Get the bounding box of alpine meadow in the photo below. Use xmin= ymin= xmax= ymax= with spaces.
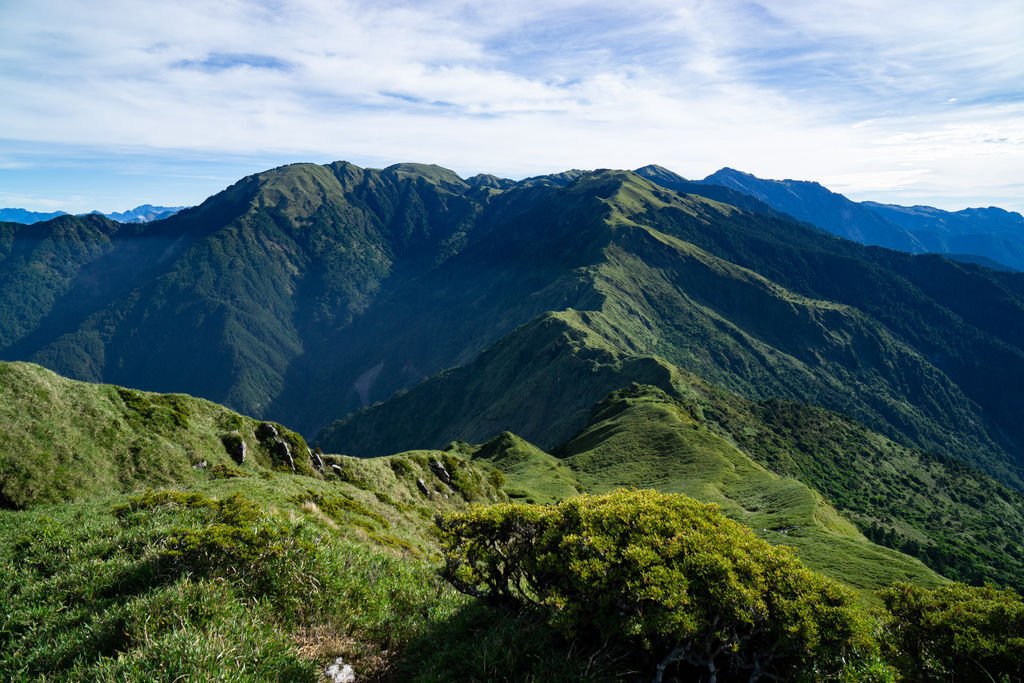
xmin=3 ymin=1 xmax=1024 ymax=681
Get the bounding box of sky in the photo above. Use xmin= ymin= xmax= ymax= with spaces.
xmin=1 ymin=0 xmax=1022 ymax=214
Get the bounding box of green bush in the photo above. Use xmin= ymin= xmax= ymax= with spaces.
xmin=438 ymin=489 xmax=875 ymax=682
xmin=880 ymin=582 xmax=1024 ymax=682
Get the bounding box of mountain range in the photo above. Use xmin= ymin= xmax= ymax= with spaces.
xmin=670 ymin=166 xmax=1024 ymax=271
xmin=0 ymin=204 xmax=184 ymax=225
xmin=3 ymin=160 xmax=1024 ymax=589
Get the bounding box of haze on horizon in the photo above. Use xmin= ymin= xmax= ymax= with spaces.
xmin=1 ymin=0 xmax=1022 ymax=214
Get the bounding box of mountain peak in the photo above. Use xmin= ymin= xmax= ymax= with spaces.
xmin=633 ymin=164 xmax=688 ymax=184
xmin=380 ymin=162 xmax=467 ymax=188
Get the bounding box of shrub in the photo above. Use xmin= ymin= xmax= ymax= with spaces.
xmin=880 ymin=581 xmax=1024 ymax=682
xmin=437 ymin=489 xmax=874 ymax=682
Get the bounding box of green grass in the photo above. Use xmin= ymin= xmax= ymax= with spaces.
xmin=554 ymin=385 xmax=943 ymax=596
xmin=0 ymin=358 xmax=1015 ymax=679
xmin=0 ymin=474 xmax=616 ymax=682
xmin=464 ymin=432 xmax=582 ymax=504
xmin=0 ymin=361 xmax=316 ymax=508
xmin=0 ymin=489 xmax=459 ymax=681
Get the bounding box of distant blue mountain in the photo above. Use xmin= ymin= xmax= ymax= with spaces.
xmin=0 ymin=208 xmax=69 ymax=224
xmin=633 ymin=166 xmax=1022 ymax=272
xmin=96 ymin=204 xmax=185 ymax=223
xmin=1 ymin=205 xmax=184 ymax=225
xmin=700 ymin=168 xmax=927 ymax=254
xmin=862 ymin=202 xmax=1024 ymax=271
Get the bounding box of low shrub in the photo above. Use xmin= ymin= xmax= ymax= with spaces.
xmin=438 ymin=489 xmax=877 ymax=682
xmin=880 ymin=581 xmax=1024 ymax=682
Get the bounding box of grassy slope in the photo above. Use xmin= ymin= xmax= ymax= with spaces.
xmin=0 ymin=361 xmax=317 ymax=508
xmin=708 ymin=397 xmax=1024 ymax=589
xmin=465 ymin=372 xmax=1024 ymax=592
xmin=0 ymin=361 xmax=503 ymax=531
xmin=553 ymin=386 xmax=943 ymax=593
xmin=0 ymin=361 xmax=577 ymax=681
xmin=319 ymin=310 xmax=678 ymax=456
xmin=461 ymin=432 xmax=582 ymax=505
xmin=0 ymin=360 xmax=1014 ymax=679
xmin=595 ymin=176 xmax=1013 ymax=479
xmin=4 ymin=165 xmax=1024 ymax=486
xmin=321 ymin=171 xmax=1023 ymax=486
xmin=0 ymin=486 xmax=610 ymax=682
xmin=627 ymin=176 xmax=1024 ymax=476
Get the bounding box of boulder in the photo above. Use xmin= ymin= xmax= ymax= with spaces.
xmin=325 ymin=657 xmax=356 ymax=683
xmin=271 ymin=437 xmax=295 ymax=471
xmin=255 ymin=422 xmax=279 ymax=441
xmin=429 ymin=459 xmax=453 ymax=486
xmin=310 ymin=447 xmax=325 ymax=472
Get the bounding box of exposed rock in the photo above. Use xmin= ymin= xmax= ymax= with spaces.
xmin=416 ymin=478 xmax=430 ymax=496
xmin=220 ymin=432 xmax=247 ymax=464
xmin=325 ymin=657 xmax=356 ymax=683
xmin=429 ymin=459 xmax=453 ymax=486
xmin=271 ymin=437 xmax=295 ymax=471
xmin=310 ymin=447 xmax=325 ymax=472
xmin=192 ymin=460 xmax=207 ymax=470
xmin=331 ymin=463 xmax=344 ymax=477
xmin=255 ymin=422 xmax=279 ymax=441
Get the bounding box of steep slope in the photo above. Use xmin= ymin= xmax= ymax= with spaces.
xmin=638 ymin=209 xmax=1024 ymax=478
xmin=322 ymin=171 xmax=1024 ymax=485
xmin=5 ymin=162 xmax=1024 ymax=485
xmin=712 ymin=397 xmax=1024 ymax=589
xmin=271 ymin=171 xmax=635 ymax=434
xmin=0 ymin=214 xmax=131 ymax=350
xmin=317 ymin=310 xmax=678 ymax=455
xmin=0 ymin=162 xmax=490 ymax=419
xmin=0 ymin=361 xmax=317 ymax=509
xmin=554 ymin=385 xmax=942 ymax=592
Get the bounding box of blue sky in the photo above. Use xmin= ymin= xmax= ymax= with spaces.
xmin=1 ymin=0 xmax=1022 ymax=213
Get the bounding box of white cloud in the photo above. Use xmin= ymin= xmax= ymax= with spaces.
xmin=0 ymin=0 xmax=1021 ymax=211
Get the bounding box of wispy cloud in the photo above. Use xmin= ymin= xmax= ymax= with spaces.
xmin=0 ymin=0 xmax=1021 ymax=211
xmin=172 ymin=53 xmax=293 ymax=72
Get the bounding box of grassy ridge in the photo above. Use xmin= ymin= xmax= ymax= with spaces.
xmin=0 ymin=361 xmax=1018 ymax=679
xmin=552 ymin=385 xmax=943 ymax=593
xmin=463 ymin=432 xmax=582 ymax=505
xmin=319 ymin=170 xmax=1023 ymax=488
xmin=4 ymin=164 xmax=1024 ymax=488
xmin=0 ymin=361 xmax=322 ymax=508
xmin=0 ymin=361 xmax=609 ymax=681
xmin=319 ymin=311 xmax=678 ymax=455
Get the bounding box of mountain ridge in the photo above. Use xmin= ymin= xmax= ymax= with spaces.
xmin=687 ymin=167 xmax=1024 ymax=271
xmin=3 ymin=161 xmax=1024 ymax=490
